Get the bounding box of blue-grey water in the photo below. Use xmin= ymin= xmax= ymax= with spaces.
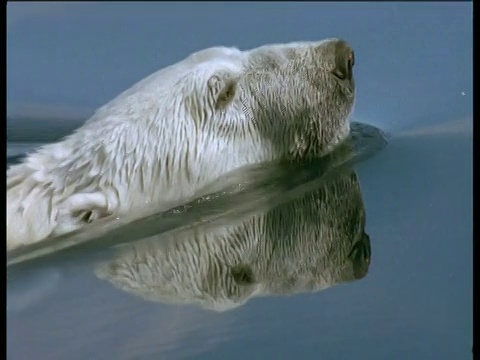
xmin=6 ymin=2 xmax=472 ymax=360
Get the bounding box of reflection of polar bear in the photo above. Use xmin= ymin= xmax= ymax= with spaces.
xmin=96 ymin=166 xmax=370 ymax=312
xmin=7 ymin=38 xmax=356 ymax=250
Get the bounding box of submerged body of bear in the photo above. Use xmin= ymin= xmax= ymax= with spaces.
xmin=7 ymin=38 xmax=356 ymax=250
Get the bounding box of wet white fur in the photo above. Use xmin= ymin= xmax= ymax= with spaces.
xmin=7 ymin=39 xmax=355 ymax=250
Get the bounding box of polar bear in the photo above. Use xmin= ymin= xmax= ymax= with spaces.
xmin=7 ymin=38 xmax=356 ymax=251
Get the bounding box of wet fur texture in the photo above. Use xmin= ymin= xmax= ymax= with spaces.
xmin=7 ymin=38 xmax=355 ymax=250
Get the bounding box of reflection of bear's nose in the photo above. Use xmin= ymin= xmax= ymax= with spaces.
xmin=349 ymin=233 xmax=371 ymax=280
xmin=332 ymin=40 xmax=355 ymax=80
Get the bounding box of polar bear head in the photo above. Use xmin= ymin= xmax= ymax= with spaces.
xmin=131 ymin=38 xmax=356 ymax=163
xmin=7 ymin=38 xmax=356 ymax=250
xmin=91 ymin=37 xmax=356 ymax=199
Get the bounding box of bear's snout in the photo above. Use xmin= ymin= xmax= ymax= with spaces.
xmin=331 ymin=39 xmax=355 ymax=82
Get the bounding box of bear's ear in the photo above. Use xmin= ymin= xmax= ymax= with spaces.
xmin=207 ymin=74 xmax=238 ymax=111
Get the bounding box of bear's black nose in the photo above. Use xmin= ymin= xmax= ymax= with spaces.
xmin=332 ymin=40 xmax=355 ymax=80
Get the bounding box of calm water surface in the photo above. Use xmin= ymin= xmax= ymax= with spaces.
xmin=7 ymin=2 xmax=472 ymax=360
xmin=6 ymin=122 xmax=472 ymax=360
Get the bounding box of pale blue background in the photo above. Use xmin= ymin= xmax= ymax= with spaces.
xmin=7 ymin=2 xmax=472 ymax=132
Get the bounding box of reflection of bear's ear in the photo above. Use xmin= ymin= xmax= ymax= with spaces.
xmin=207 ymin=74 xmax=237 ymax=110
xmin=231 ymin=264 xmax=256 ymax=285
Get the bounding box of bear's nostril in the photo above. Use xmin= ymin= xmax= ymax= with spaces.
xmin=332 ymin=40 xmax=355 ymax=80
xmin=348 ymin=51 xmax=355 ymax=69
